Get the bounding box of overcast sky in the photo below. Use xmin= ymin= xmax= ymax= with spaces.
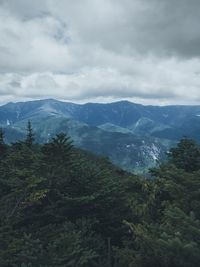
xmin=0 ymin=0 xmax=200 ymax=105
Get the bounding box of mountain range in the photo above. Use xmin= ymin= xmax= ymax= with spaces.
xmin=1 ymin=99 xmax=200 ymax=173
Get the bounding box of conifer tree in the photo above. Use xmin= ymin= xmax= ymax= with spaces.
xmin=0 ymin=128 xmax=4 ymax=144
xmin=25 ymin=120 xmax=35 ymax=148
xmin=168 ymin=137 xmax=200 ymax=172
xmin=0 ymin=128 xmax=7 ymax=158
xmin=42 ymin=132 xmax=73 ymax=165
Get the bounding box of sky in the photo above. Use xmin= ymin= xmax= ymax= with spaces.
xmin=0 ymin=0 xmax=200 ymax=105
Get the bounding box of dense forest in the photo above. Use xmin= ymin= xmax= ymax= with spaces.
xmin=0 ymin=122 xmax=200 ymax=267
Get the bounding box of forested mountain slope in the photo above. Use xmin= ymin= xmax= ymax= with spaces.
xmin=0 ymin=127 xmax=200 ymax=267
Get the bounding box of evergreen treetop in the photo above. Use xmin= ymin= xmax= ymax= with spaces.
xmin=25 ymin=120 xmax=35 ymax=148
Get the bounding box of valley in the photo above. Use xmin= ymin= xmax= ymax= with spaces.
xmin=1 ymin=99 xmax=200 ymax=173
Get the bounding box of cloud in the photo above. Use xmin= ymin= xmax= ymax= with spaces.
xmin=0 ymin=0 xmax=200 ymax=105
xmin=47 ymin=0 xmax=200 ymax=58
xmin=1 ymin=56 xmax=200 ymax=105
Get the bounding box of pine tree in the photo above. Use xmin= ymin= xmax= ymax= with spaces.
xmin=25 ymin=121 xmax=35 ymax=148
xmin=0 ymin=128 xmax=4 ymax=144
xmin=42 ymin=132 xmax=73 ymax=165
xmin=0 ymin=128 xmax=7 ymax=158
xmin=168 ymin=137 xmax=200 ymax=172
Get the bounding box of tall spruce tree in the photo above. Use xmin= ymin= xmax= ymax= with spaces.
xmin=25 ymin=120 xmax=35 ymax=148
xmin=0 ymin=128 xmax=4 ymax=144
xmin=0 ymin=128 xmax=7 ymax=158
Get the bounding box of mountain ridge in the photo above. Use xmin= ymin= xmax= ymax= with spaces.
xmin=1 ymin=98 xmax=200 ymax=173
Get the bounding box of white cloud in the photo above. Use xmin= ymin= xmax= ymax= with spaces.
xmin=0 ymin=0 xmax=200 ymax=105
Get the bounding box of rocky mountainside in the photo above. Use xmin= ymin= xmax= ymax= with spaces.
xmin=1 ymin=99 xmax=200 ymax=172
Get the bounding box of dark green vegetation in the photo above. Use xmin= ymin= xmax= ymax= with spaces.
xmin=0 ymin=123 xmax=200 ymax=267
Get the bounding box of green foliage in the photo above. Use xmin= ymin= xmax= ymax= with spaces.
xmin=25 ymin=121 xmax=35 ymax=148
xmin=0 ymin=133 xmax=200 ymax=266
xmin=42 ymin=132 xmax=73 ymax=163
xmin=0 ymin=128 xmax=7 ymax=158
xmin=168 ymin=137 xmax=200 ymax=172
xmin=116 ymin=138 xmax=200 ymax=267
xmin=0 ymin=128 xmax=4 ymax=144
xmin=0 ymin=131 xmax=133 ymax=266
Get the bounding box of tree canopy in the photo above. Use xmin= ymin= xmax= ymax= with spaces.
xmin=0 ymin=127 xmax=199 ymax=267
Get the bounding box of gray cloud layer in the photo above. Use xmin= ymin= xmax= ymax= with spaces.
xmin=0 ymin=0 xmax=200 ymax=105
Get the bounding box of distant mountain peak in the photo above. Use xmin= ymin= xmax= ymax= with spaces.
xmin=1 ymin=98 xmax=200 ymax=173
